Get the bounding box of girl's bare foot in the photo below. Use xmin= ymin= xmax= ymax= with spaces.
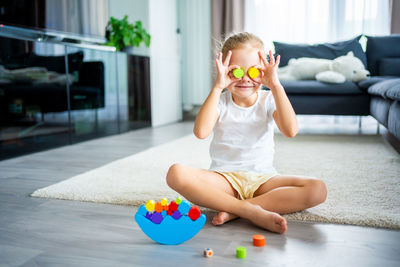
xmin=213 ymin=205 xmax=287 ymax=234
xmin=212 ymin=211 xmax=238 ymax=226
xmin=250 ymin=205 xmax=287 ymax=234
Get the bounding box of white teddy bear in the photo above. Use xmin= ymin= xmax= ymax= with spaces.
xmin=277 ymin=51 xmax=370 ymax=83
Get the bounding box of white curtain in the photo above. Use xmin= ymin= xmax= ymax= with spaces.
xmin=245 ymin=0 xmax=390 ymax=51
xmin=45 ymin=0 xmax=108 ymax=37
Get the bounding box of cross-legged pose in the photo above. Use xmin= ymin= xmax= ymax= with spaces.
xmin=166 ymin=32 xmax=327 ymax=234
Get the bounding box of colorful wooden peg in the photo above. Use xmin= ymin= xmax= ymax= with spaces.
xmin=178 ymin=200 xmax=191 ymax=215
xmin=188 ymin=206 xmax=201 ymax=221
xmin=161 ymin=198 xmax=168 ymax=206
xmin=248 ymin=67 xmax=260 ymax=79
xmin=155 ymin=202 xmax=163 ymax=213
xmin=236 ymin=246 xmax=246 ymax=259
xmin=232 ymin=67 xmax=245 ymax=79
xmin=145 ymin=200 xmax=155 ymax=212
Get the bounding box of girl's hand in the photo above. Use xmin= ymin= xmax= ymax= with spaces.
xmin=214 ymin=50 xmax=239 ymax=91
xmin=258 ymin=50 xmax=281 ymax=89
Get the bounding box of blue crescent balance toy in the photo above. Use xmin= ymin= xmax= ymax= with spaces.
xmin=135 ymin=197 xmax=206 ymax=245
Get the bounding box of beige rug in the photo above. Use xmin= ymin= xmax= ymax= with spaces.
xmin=31 ymin=134 xmax=400 ymax=229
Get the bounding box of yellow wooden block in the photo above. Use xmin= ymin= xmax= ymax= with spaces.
xmin=161 ymin=198 xmax=168 ymax=206
xmin=248 ymin=67 xmax=259 ymax=79
xmin=145 ymin=200 xmax=156 ymax=212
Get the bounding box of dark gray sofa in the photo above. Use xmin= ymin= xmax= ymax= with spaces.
xmin=273 ymin=34 xmax=400 ymax=141
xmin=360 ymin=77 xmax=400 ymax=140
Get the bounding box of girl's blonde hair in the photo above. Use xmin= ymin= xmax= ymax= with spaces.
xmin=220 ymin=32 xmax=264 ymax=60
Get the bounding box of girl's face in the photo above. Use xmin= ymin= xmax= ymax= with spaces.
xmin=227 ymin=47 xmax=263 ymax=102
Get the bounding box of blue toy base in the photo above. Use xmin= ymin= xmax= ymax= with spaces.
xmin=135 ymin=205 xmax=206 ymax=245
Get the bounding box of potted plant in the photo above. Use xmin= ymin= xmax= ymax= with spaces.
xmin=105 ymin=15 xmax=151 ymax=51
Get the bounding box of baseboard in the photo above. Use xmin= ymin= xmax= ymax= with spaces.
xmin=382 ymin=128 xmax=400 ymax=154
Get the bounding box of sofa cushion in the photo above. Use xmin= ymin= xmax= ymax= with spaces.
xmin=366 ymin=34 xmax=400 ymax=76
xmin=282 ymin=80 xmax=364 ymax=95
xmin=378 ymin=57 xmax=400 ymax=76
xmin=368 ymin=78 xmax=400 ymax=100
xmin=357 ymin=76 xmax=398 ymax=90
xmin=274 ymin=35 xmax=367 ymax=67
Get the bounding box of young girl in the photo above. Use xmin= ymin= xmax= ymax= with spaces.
xmin=166 ymin=32 xmax=327 ymax=234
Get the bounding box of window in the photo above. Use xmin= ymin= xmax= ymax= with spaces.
xmin=245 ymin=0 xmax=390 ymax=50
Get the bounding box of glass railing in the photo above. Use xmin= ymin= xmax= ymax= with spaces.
xmin=0 ymin=25 xmax=151 ymax=160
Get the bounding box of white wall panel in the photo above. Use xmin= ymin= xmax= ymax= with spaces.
xmin=149 ymin=0 xmax=182 ymax=126
xmin=178 ymin=0 xmax=212 ymax=110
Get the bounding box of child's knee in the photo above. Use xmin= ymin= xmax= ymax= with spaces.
xmin=166 ymin=163 xmax=186 ymax=189
xmin=305 ymin=179 xmax=327 ymax=206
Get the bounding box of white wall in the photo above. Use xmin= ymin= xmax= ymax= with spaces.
xmin=108 ymin=0 xmax=149 ymax=30
xmin=108 ymin=0 xmax=149 ymax=123
xmin=109 ymin=0 xmax=182 ymax=127
xmin=178 ymin=0 xmax=212 ymax=111
xmin=108 ymin=0 xmax=213 ymax=126
xmin=148 ymin=0 xmax=182 ymax=126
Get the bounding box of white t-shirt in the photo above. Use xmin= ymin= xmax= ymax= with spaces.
xmin=209 ymin=89 xmax=277 ymax=174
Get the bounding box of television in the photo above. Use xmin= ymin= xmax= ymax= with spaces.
xmin=0 ymin=0 xmax=108 ymax=37
xmin=0 ymin=0 xmax=46 ymax=32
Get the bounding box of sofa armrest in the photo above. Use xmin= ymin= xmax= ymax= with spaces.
xmin=368 ymin=78 xmax=400 ymax=100
xmin=357 ymin=76 xmax=399 ymax=91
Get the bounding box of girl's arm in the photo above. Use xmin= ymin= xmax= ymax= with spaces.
xmin=193 ymin=87 xmax=222 ymax=139
xmin=270 ymin=83 xmax=298 ymax=138
xmin=259 ymin=50 xmax=298 ymax=138
xmin=193 ymin=50 xmax=238 ymax=139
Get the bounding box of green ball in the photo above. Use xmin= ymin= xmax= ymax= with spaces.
xmin=236 ymin=246 xmax=246 ymax=259
xmin=232 ymin=68 xmax=244 ymax=79
xmin=176 ymin=196 xmax=182 ymax=204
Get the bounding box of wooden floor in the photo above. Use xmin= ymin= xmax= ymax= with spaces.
xmin=1 ymin=120 xmax=399 ymax=266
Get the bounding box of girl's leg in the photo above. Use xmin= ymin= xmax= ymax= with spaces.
xmin=166 ymin=164 xmax=287 ymax=233
xmin=252 ymin=175 xmax=327 ymax=213
xmin=214 ymin=175 xmax=327 ymax=225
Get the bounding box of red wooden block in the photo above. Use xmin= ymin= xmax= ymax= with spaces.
xmin=169 ymin=201 xmax=179 ymax=212
xmin=188 ymin=206 xmax=201 ymax=221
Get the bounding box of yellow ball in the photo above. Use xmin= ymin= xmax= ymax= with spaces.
xmin=248 ymin=67 xmax=259 ymax=79
xmin=145 ymin=200 xmax=155 ymax=212
xmin=161 ymin=198 xmax=168 ymax=206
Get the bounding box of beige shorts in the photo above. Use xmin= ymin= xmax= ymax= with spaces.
xmin=216 ymin=171 xmax=280 ymax=200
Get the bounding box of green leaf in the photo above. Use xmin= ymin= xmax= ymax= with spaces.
xmin=123 ymin=35 xmax=131 ymax=46
xmin=104 ymin=15 xmax=151 ymax=50
xmin=144 ymin=34 xmax=151 ymax=47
